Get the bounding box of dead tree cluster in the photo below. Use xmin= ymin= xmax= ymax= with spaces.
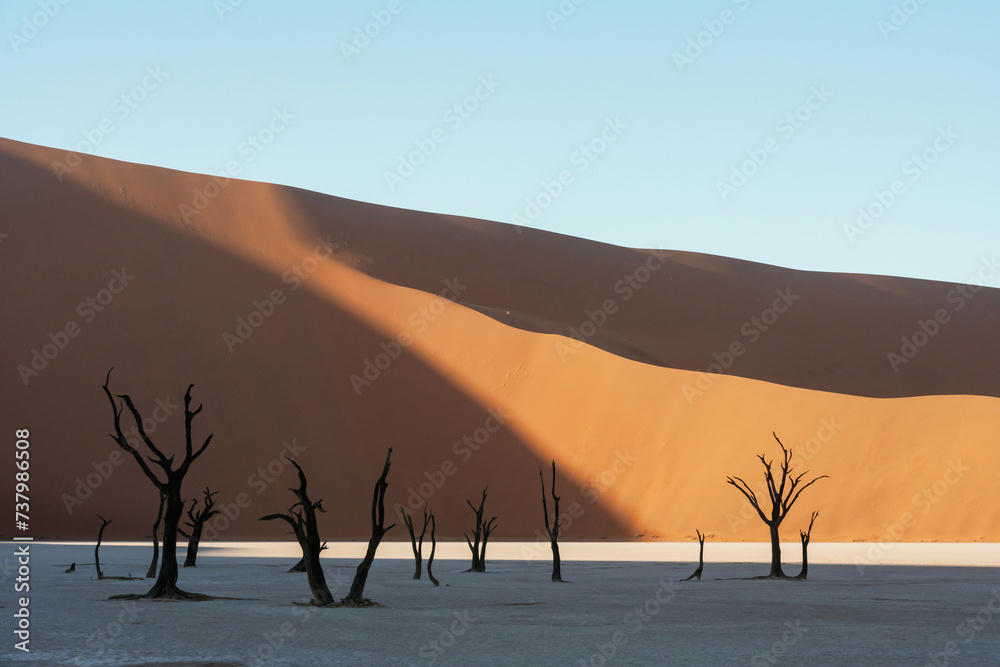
xmin=464 ymin=487 xmax=498 ymax=573
xmin=180 ymin=487 xmax=220 ymax=567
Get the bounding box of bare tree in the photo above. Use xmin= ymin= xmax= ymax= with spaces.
xmin=103 ymin=369 xmax=214 ymax=599
xmin=342 ymin=448 xmax=395 ymax=606
xmin=539 ymin=461 xmax=563 ymax=582
xmin=95 ymin=514 xmax=112 ymax=579
xmin=146 ymin=492 xmax=165 ymax=579
xmin=426 ymin=510 xmax=439 ymax=587
xmin=65 ymin=563 xmax=76 ymax=573
xmin=260 ymin=460 xmax=334 ymax=606
xmin=726 ymin=432 xmax=828 ymax=579
xmin=464 ymin=487 xmax=498 ymax=573
xmin=179 ymin=487 xmax=220 ymax=567
xmin=680 ymin=530 xmax=705 ymax=582
xmin=794 ymin=512 xmax=819 ymax=580
xmin=401 ymin=506 xmax=430 ymax=580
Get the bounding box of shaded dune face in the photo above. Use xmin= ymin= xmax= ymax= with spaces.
xmin=1 ymin=137 xmax=998 ymax=544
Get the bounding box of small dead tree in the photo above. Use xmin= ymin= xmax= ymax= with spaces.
xmin=427 ymin=510 xmax=439 ymax=587
xmin=794 ymin=512 xmax=819 ymax=580
xmin=179 ymin=487 xmax=220 ymax=567
xmin=539 ymin=461 xmax=563 ymax=582
xmin=342 ymin=448 xmax=395 ymax=606
xmin=401 ymin=506 xmax=430 ymax=580
xmin=726 ymin=432 xmax=828 ymax=579
xmin=259 ymin=460 xmax=334 ymax=606
xmin=103 ymin=369 xmax=214 ymax=599
xmin=464 ymin=487 xmax=498 ymax=573
xmin=95 ymin=515 xmax=112 ymax=579
xmin=680 ymin=530 xmax=706 ymax=582
xmin=65 ymin=563 xmax=76 ymax=573
xmin=146 ymin=492 xmax=165 ymax=579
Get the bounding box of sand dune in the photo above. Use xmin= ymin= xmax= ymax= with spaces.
xmin=1 ymin=137 xmax=998 ymax=544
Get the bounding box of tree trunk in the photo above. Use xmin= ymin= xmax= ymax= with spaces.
xmin=797 ymin=536 xmax=809 ymax=580
xmin=183 ymin=523 xmax=203 ymax=567
xmin=342 ymin=449 xmax=394 ymax=605
xmin=145 ymin=485 xmax=183 ymax=597
xmin=767 ymin=523 xmax=784 ymax=578
xmin=551 ymin=539 xmax=562 ymax=582
xmin=146 ymin=492 xmax=165 ymax=579
xmin=427 ymin=512 xmax=439 ymax=587
xmin=95 ymin=515 xmax=111 ymax=580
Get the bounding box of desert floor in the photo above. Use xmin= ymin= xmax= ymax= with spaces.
xmin=4 ymin=542 xmax=999 ymax=666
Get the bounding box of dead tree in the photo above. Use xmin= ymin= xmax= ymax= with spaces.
xmin=427 ymin=510 xmax=439 ymax=587
xmin=680 ymin=530 xmax=706 ymax=582
xmin=65 ymin=563 xmax=76 ymax=573
xmin=179 ymin=487 xmax=220 ymax=567
xmin=539 ymin=461 xmax=563 ymax=582
xmin=794 ymin=512 xmax=819 ymax=580
xmin=464 ymin=486 xmax=498 ymax=573
xmin=146 ymin=492 xmax=165 ymax=579
xmin=260 ymin=460 xmax=334 ymax=606
xmin=342 ymin=448 xmax=395 ymax=606
xmin=401 ymin=506 xmax=430 ymax=580
xmin=726 ymin=432 xmax=828 ymax=579
xmin=95 ymin=515 xmax=112 ymax=579
xmin=103 ymin=369 xmax=214 ymax=599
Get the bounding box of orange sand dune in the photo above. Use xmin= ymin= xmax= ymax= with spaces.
xmin=1 ymin=137 xmax=998 ymax=545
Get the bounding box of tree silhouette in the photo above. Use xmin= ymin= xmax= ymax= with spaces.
xmin=464 ymin=487 xmax=498 ymax=573
xmin=726 ymin=432 xmax=827 ymax=579
xmin=794 ymin=512 xmax=819 ymax=580
xmin=401 ymin=506 xmax=430 ymax=580
xmin=680 ymin=530 xmax=705 ymax=582
xmin=539 ymin=461 xmax=563 ymax=582
xmin=102 ymin=369 xmax=214 ymax=599
xmin=426 ymin=510 xmax=440 ymax=587
xmin=342 ymin=448 xmax=395 ymax=606
xmin=260 ymin=460 xmax=334 ymax=606
xmin=179 ymin=487 xmax=220 ymax=567
xmin=95 ymin=514 xmax=112 ymax=580
xmin=145 ymin=492 xmax=164 ymax=579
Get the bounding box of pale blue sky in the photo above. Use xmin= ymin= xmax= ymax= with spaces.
xmin=3 ymin=0 xmax=997 ymax=284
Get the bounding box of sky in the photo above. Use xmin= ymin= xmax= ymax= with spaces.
xmin=2 ymin=0 xmax=998 ymax=285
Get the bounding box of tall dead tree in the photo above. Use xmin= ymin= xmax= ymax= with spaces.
xmin=401 ymin=506 xmax=430 ymax=580
xmin=146 ymin=492 xmax=165 ymax=579
xmin=427 ymin=510 xmax=439 ymax=587
xmin=95 ymin=515 xmax=112 ymax=580
xmin=260 ymin=460 xmax=334 ymax=606
xmin=794 ymin=512 xmax=819 ymax=580
xmin=342 ymin=448 xmax=395 ymax=606
xmin=464 ymin=487 xmax=498 ymax=573
xmin=680 ymin=530 xmax=705 ymax=582
xmin=726 ymin=432 xmax=828 ymax=579
xmin=539 ymin=461 xmax=563 ymax=582
xmin=179 ymin=487 xmax=220 ymax=567
xmin=103 ymin=369 xmax=213 ymax=599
